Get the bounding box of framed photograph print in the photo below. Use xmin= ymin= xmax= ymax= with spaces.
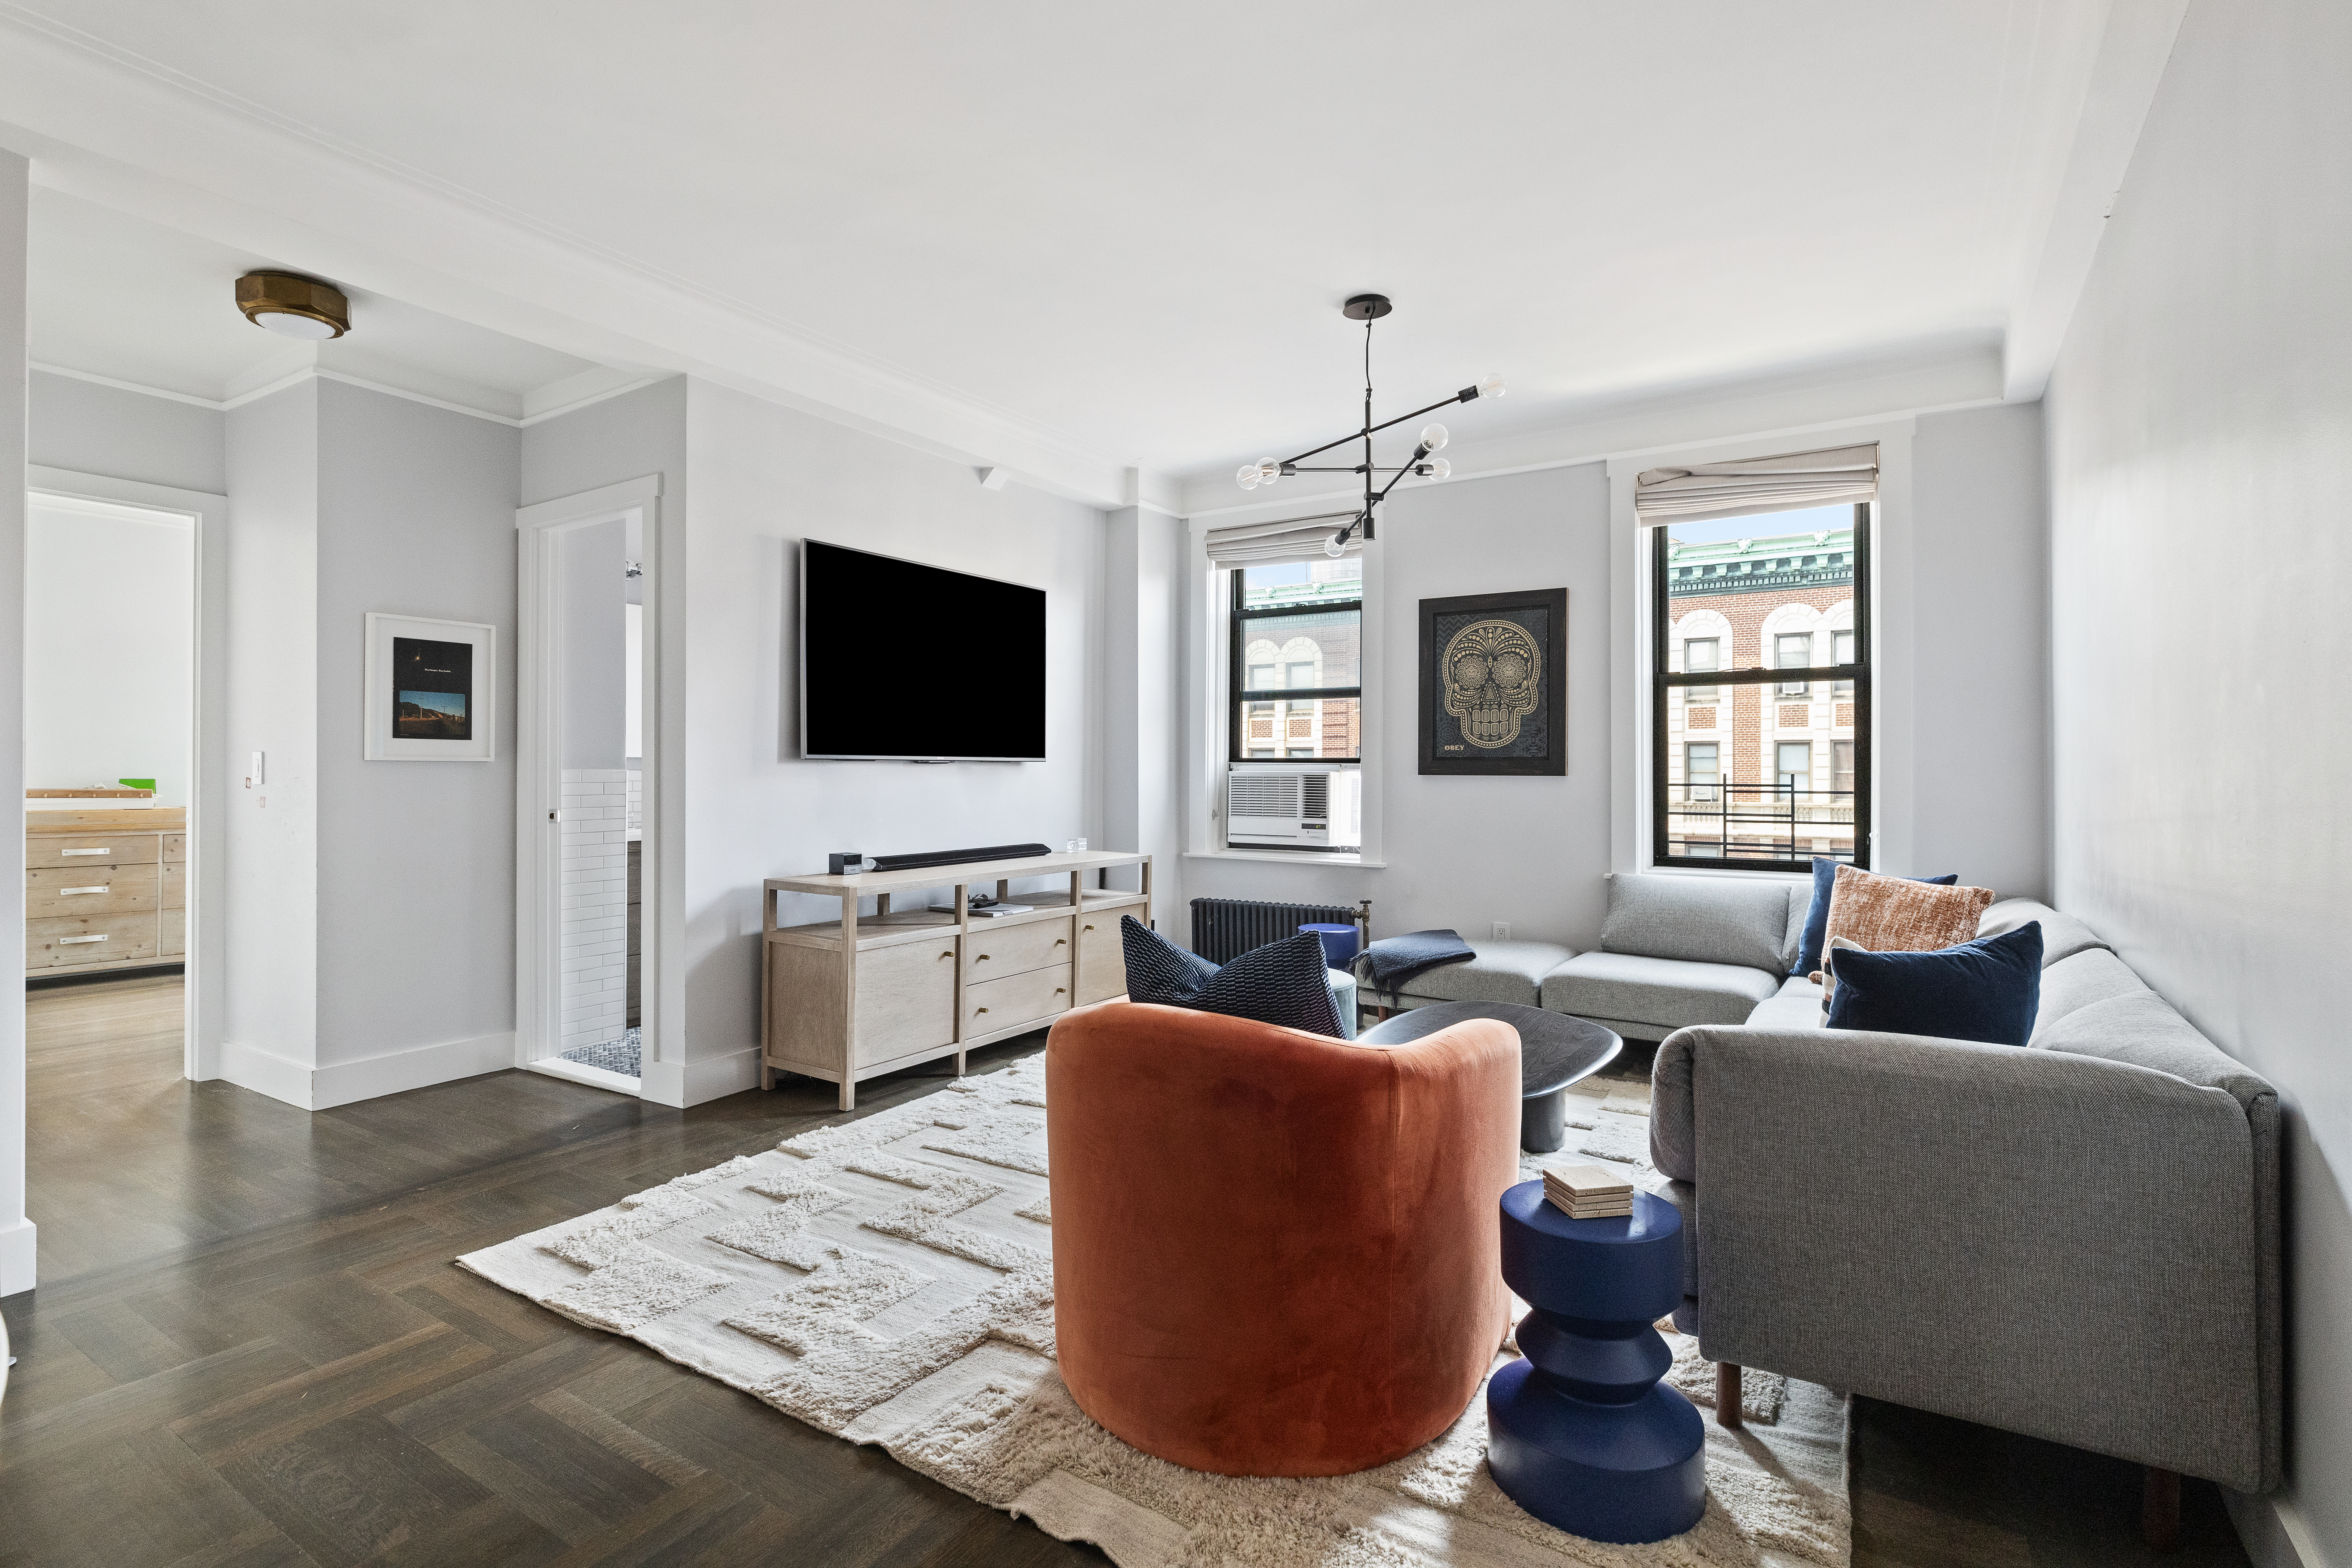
xmin=364 ymin=613 xmax=496 ymax=761
xmin=1418 ymin=588 xmax=1567 ymax=776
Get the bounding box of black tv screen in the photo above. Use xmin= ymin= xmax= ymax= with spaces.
xmin=800 ymin=540 xmax=1047 ymax=760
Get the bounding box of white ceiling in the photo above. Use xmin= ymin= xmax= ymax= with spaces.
xmin=28 ymin=187 xmax=629 ymax=418
xmin=0 ymin=1 xmax=2153 ymax=499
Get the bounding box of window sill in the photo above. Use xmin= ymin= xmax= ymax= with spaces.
xmin=1639 ymin=865 xmax=1808 ymax=884
xmin=1184 ymin=849 xmax=1385 ymax=868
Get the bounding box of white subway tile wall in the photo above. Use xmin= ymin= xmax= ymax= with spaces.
xmin=560 ymin=768 xmax=633 ymax=1057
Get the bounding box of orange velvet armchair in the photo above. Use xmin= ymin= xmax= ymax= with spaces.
xmin=1046 ymin=1000 xmax=1521 ymax=1477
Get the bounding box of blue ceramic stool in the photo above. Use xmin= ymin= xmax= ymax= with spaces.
xmin=1487 ymin=1182 xmax=1706 ymax=1544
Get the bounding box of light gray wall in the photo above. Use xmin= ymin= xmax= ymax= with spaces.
xmin=1186 ymin=463 xmax=1617 ymax=946
xmin=0 ymin=150 xmax=33 ymax=1297
xmin=222 ymin=383 xmax=322 ymax=1069
xmin=559 ymin=518 xmax=628 ymax=770
xmin=681 ymin=379 xmax=1107 ymax=1092
xmin=1909 ymin=402 xmax=2050 ymax=899
xmin=29 ymin=369 xmax=226 ymax=494
xmin=1101 ymin=507 xmax=1185 ymax=911
xmin=314 ymin=379 xmax=519 ymax=1070
xmin=1185 ymin=407 xmax=2050 ymax=951
xmin=2043 ymin=1 xmax=2352 ymax=1560
xmin=522 ymin=377 xmax=687 ymax=509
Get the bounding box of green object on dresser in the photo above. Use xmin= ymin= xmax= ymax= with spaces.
xmin=118 ymin=778 xmax=156 ymax=791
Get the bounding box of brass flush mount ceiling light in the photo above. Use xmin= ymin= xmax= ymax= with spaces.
xmin=235 ymin=271 xmax=350 ymax=340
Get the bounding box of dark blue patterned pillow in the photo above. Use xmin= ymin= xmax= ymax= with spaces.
xmin=1119 ymin=916 xmax=1221 ymax=1003
xmin=1119 ymin=919 xmax=1344 ymax=1038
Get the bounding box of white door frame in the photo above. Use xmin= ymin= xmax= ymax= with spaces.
xmin=27 ymin=467 xmax=228 ymax=1082
xmin=514 ymin=475 xmax=667 ymax=1098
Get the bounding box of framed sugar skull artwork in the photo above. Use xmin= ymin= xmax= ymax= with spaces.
xmin=1418 ymin=588 xmax=1567 ymax=776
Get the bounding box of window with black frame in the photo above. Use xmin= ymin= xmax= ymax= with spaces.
xmin=1652 ymin=502 xmax=1870 ymax=870
xmin=1231 ymin=558 xmax=1363 ymax=764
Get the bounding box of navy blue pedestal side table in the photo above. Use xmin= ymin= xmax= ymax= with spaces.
xmin=1486 ymin=1181 xmax=1706 ymax=1544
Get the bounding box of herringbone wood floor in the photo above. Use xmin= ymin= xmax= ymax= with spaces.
xmin=2 ymin=976 xmax=2250 ymax=1567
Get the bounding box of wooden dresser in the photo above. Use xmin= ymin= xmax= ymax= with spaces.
xmin=26 ymin=807 xmax=188 ymax=977
xmin=761 ymin=849 xmax=1150 ymax=1109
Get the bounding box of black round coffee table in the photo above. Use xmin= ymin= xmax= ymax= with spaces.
xmin=1357 ymin=1002 xmax=1622 ymax=1153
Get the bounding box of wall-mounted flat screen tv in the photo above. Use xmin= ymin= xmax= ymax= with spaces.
xmin=800 ymin=540 xmax=1047 ymax=761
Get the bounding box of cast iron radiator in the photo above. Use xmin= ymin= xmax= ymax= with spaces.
xmin=1188 ymin=897 xmax=1372 ymax=965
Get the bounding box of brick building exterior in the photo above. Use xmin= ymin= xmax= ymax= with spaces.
xmin=1662 ymin=525 xmax=1859 ymax=861
xmin=1239 ymin=570 xmax=1363 ymax=760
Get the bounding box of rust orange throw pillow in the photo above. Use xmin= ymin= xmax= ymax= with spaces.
xmin=1823 ymin=864 xmax=1994 ymax=956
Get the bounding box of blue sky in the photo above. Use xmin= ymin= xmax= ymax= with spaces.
xmin=1666 ymin=504 xmax=1854 ymax=547
xmin=401 ymin=690 xmax=467 ymax=717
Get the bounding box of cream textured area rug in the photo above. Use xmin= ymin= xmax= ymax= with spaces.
xmin=460 ymin=1057 xmax=1849 ymax=1568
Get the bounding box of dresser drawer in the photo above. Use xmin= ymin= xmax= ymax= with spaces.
xmin=27 ymin=863 xmax=160 ymax=919
xmin=965 ymin=963 xmax=1072 ymax=1036
xmin=962 ymin=917 xmax=1072 ymax=984
xmin=161 ymin=908 xmax=187 ymax=959
xmin=28 ymin=832 xmax=161 ymax=870
xmin=163 ymin=833 xmax=187 ymax=864
xmin=162 ymin=862 xmax=186 ymax=910
xmin=1077 ymin=928 xmax=1128 ymax=1005
xmin=28 ymin=912 xmax=159 ymax=970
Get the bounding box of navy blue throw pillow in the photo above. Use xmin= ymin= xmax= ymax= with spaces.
xmin=1790 ymin=859 xmax=1959 ymax=977
xmin=1824 ymin=922 xmax=2043 ymax=1047
xmin=1119 ymin=914 xmax=1221 ymax=1004
xmin=1119 ymin=917 xmax=1344 ymax=1038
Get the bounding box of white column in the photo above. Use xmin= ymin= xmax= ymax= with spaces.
xmin=0 ymin=149 xmax=36 ymax=1296
xmin=1102 ymin=506 xmax=1185 ymax=914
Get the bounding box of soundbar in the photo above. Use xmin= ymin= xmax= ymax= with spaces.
xmin=867 ymin=841 xmax=1056 ymax=873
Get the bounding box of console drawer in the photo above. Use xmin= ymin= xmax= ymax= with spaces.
xmin=27 ymin=862 xmax=160 ymax=919
xmin=29 ymin=912 xmax=159 ymax=970
xmin=28 ymin=832 xmax=160 ymax=870
xmin=965 ymin=963 xmax=1072 ymax=1035
xmin=962 ymin=917 xmax=1072 ymax=984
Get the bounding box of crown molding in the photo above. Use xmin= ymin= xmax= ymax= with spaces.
xmin=1178 ymin=337 xmax=2006 ymax=518
xmin=0 ymin=8 xmax=1162 ymax=508
xmin=32 ymin=355 xmax=665 ymax=428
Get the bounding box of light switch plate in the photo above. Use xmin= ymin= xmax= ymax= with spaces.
xmin=1492 ymin=922 xmax=1511 ymax=939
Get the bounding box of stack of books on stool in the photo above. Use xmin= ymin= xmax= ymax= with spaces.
xmin=1543 ymin=1162 xmax=1634 ymax=1220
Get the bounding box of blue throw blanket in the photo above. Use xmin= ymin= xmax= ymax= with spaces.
xmin=1356 ymin=928 xmax=1476 ymax=1004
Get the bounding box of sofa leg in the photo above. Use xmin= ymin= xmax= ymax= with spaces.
xmin=1716 ymin=1363 xmax=1743 ymax=1430
xmin=2142 ymin=1466 xmax=2181 ymax=1553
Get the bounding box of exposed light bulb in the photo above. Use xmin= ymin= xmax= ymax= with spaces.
xmin=1477 ymin=374 xmax=1506 ymax=400
xmin=1236 ymin=463 xmax=1260 ymax=490
xmin=1418 ymin=456 xmax=1452 ymax=480
xmin=1325 ymin=532 xmax=1349 ymax=558
xmin=1419 ymin=423 xmax=1449 ymax=453
xmin=1256 ymin=458 xmax=1280 ymax=485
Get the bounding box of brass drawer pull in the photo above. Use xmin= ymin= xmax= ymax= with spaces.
xmin=1054 ymin=937 xmax=1067 ymax=946
xmin=59 ymin=934 xmax=108 ymax=945
xmin=1054 ymin=987 xmax=1066 ymax=995
xmin=975 ymin=953 xmax=991 ymax=962
xmin=939 ymin=950 xmax=956 ymax=960
xmin=61 ymin=886 xmax=109 ymax=896
xmin=61 ymin=847 xmax=111 ymax=856
xmin=1082 ymin=923 xmax=1095 ymax=933
xmin=974 ymin=1006 xmax=989 ymax=1015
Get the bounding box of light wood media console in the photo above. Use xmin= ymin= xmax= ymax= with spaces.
xmin=761 ymin=848 xmax=1152 ymax=1109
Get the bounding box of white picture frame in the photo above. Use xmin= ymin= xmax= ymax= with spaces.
xmin=364 ymin=612 xmax=497 ymax=761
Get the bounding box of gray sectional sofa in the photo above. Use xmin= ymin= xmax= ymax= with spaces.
xmin=1354 ymin=874 xmax=2280 ymax=1501
xmin=1649 ymin=894 xmax=2282 ymax=1499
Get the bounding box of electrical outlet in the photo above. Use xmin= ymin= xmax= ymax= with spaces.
xmin=1492 ymin=921 xmax=1511 ymax=940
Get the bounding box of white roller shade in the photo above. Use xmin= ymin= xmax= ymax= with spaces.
xmin=1205 ymin=511 xmax=1363 ymax=566
xmin=1635 ymin=444 xmax=1877 ymax=526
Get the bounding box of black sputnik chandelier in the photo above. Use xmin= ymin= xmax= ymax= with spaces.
xmin=1235 ymin=294 xmax=1504 ymax=556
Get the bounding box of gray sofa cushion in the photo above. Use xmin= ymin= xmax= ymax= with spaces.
xmin=2037 ymin=992 xmax=2271 ymax=1116
xmin=1980 ymin=897 xmax=2111 ymax=967
xmin=1542 ymin=950 xmax=1779 ymax=1031
xmin=1374 ymin=939 xmax=1573 ymax=1006
xmin=2030 ymin=948 xmax=2150 ymax=1041
xmin=1779 ymin=888 xmax=1809 ymax=974
xmin=1746 ymin=975 xmax=1826 ymax=1031
xmin=1600 ymin=873 xmax=1793 ymax=973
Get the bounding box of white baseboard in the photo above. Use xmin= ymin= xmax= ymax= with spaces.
xmin=0 ymin=1216 xmax=37 ymax=1297
xmin=219 ymin=1031 xmax=516 ymax=1111
xmin=635 ymin=1045 xmax=760 ymax=1110
xmin=2228 ymin=1489 xmax=2331 ymax=1568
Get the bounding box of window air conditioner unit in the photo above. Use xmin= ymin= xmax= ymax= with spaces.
xmin=1225 ymin=766 xmax=1363 ymax=849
